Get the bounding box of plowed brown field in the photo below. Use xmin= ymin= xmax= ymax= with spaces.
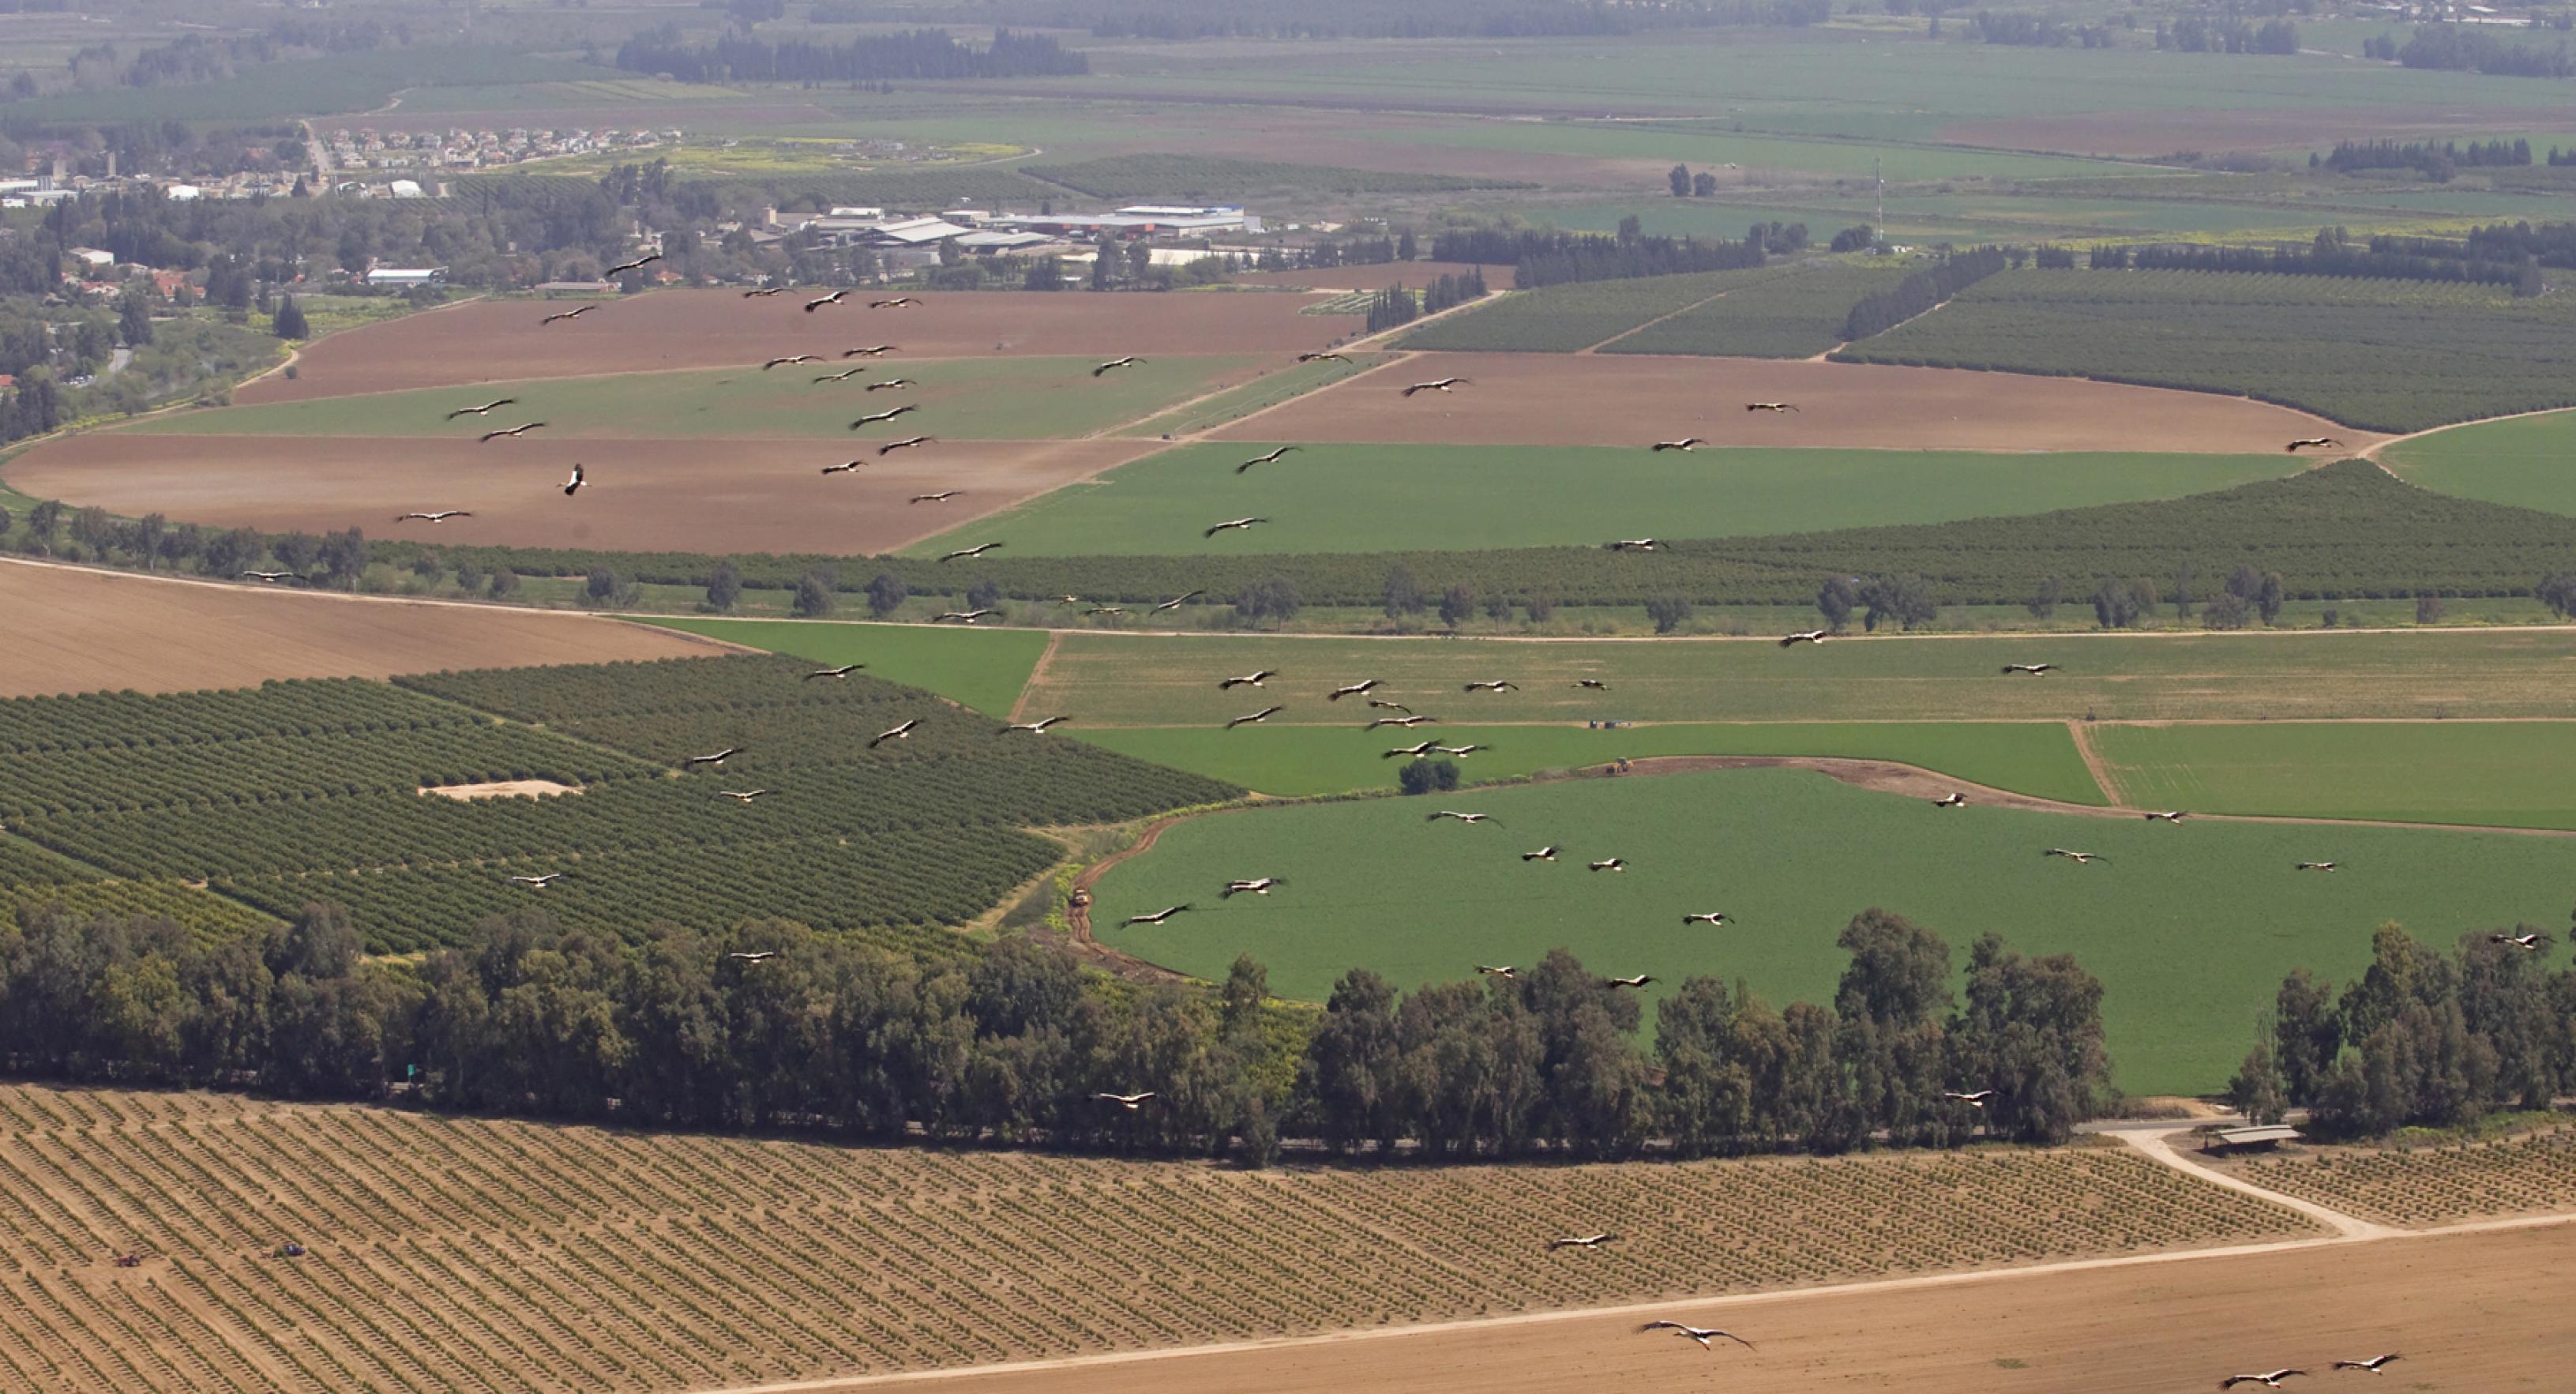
xmin=6 ymin=434 xmax=1155 ymax=554
xmin=1219 ymin=352 xmax=2375 ymax=453
xmin=823 ymin=1220 xmax=2576 ymax=1394
xmin=244 ymin=290 xmax=1345 ymax=403
xmin=0 ymin=560 xmax=716 ymax=697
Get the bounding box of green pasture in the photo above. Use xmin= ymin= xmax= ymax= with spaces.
xmin=119 ymin=356 xmax=1260 ymax=443
xmin=2384 ymin=409 xmax=2576 ymax=515
xmin=1080 ymin=721 xmax=2102 ymax=802
xmin=1120 ymin=354 xmax=1379 ymax=437
xmin=1018 ymin=628 xmax=2576 ymax=727
xmin=1354 ymin=120 xmax=2146 ymax=182
xmin=2092 ymin=723 xmax=2576 ymax=830
xmin=901 ymin=444 xmax=2299 ymax=558
xmin=1090 ymin=765 xmax=2574 ymax=1095
xmin=630 ymin=618 xmax=1048 ymax=718
xmin=1602 ymin=260 xmax=1913 ymax=357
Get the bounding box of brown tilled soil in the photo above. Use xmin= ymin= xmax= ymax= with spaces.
xmin=1940 ymin=105 xmax=2549 ymax=156
xmin=6 ymin=434 xmax=1155 ymax=555
xmin=241 ymin=290 xmax=1345 ymax=404
xmin=1230 ymin=260 xmax=1519 ymax=291
xmin=825 ymin=1222 xmax=2576 ymax=1394
xmin=1218 ymin=352 xmax=2378 ymax=453
xmin=0 ymin=560 xmax=719 ymax=697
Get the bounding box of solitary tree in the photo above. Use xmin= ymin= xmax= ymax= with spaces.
xmin=966 ymin=576 xmax=1001 ymax=611
xmin=272 ymin=294 xmax=308 ymax=340
xmin=2540 ymin=572 xmax=2576 ymax=618
xmin=866 ymin=571 xmax=907 ymax=618
xmin=1692 ymin=171 xmax=1718 ymax=197
xmin=1234 ymin=576 xmax=1302 ymax=629
xmin=792 ymin=569 xmax=836 ymax=618
xmin=1644 ymin=595 xmax=1695 ymax=633
xmin=1817 ymin=575 xmax=1858 ymax=632
xmin=705 ymin=562 xmax=742 ymax=613
xmin=487 ymin=567 xmax=520 ymax=599
xmin=1438 ymin=583 xmax=1478 ymax=629
xmin=1617 ymin=213 xmax=1643 ymax=243
xmin=1668 ymin=163 xmax=1692 ymax=197
xmin=2026 ymin=574 xmax=2061 ymax=620
xmin=2228 ymin=1043 xmax=2288 ymax=1125
xmin=1858 ymin=573 xmax=1937 ymax=632
xmin=2415 ymin=594 xmax=2445 ymax=626
xmin=1381 ymin=564 xmax=1425 ymax=618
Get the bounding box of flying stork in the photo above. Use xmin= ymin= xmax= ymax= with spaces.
xmin=717 ymin=789 xmax=774 ymax=803
xmin=1744 ymin=401 xmax=1798 ymax=413
xmin=239 ymin=570 xmax=298 ymax=583
xmin=869 ymin=296 xmax=920 ymax=309
xmin=561 ymin=463 xmax=587 ymax=496
xmin=393 ymin=510 xmax=472 ymax=524
xmin=1151 ymin=590 xmax=1205 ymax=614
xmin=1327 ymin=678 xmax=1380 ymax=701
xmin=1944 ymin=1088 xmax=1997 ymax=1108
xmin=879 ymin=435 xmax=937 ymax=455
xmin=1605 ymin=538 xmax=1658 ymax=552
xmin=1932 ymin=792 xmax=1966 ymax=808
xmin=2044 ymin=848 xmax=2106 ymax=864
xmin=1084 ymin=607 xmax=1127 ymax=617
xmin=937 ymin=541 xmax=1002 ymax=562
xmin=742 ymin=286 xmax=787 ymax=298
xmin=1218 ymin=670 xmax=1276 ymax=689
xmin=1092 ymin=355 xmax=1143 ymax=377
xmin=1227 ymin=706 xmax=1284 ymax=729
xmin=727 ymin=950 xmax=778 ymax=962
xmin=934 ymin=609 xmax=999 ymax=624
xmin=1426 ymin=810 xmax=1500 ymax=825
xmin=2144 ymin=810 xmax=2189 ymax=822
xmin=1123 ymin=906 xmax=1191 ymax=926
xmin=2001 ymin=663 xmax=2058 ymax=675
xmin=682 ymin=747 xmax=742 ymax=768
xmin=803 ymin=289 xmax=849 ymax=312
xmin=1383 ymin=739 xmax=1441 ymax=759
xmin=1204 ymin=517 xmax=1268 ymax=538
xmin=1650 ymin=438 xmax=1705 ymax=452
xmin=478 ymin=421 xmax=547 ymax=442
xmin=603 ymin=253 xmax=660 ymax=277
xmin=1401 ymin=377 xmax=1471 ymax=396
xmin=445 ymin=398 xmax=518 ymax=419
xmin=1463 ymin=679 xmax=1519 ymax=693
xmin=813 ymin=366 xmax=868 ymax=384
xmin=869 ymin=719 xmax=920 ymax=748
xmin=2285 ymin=438 xmax=2345 ymax=453
xmin=764 ymin=354 xmax=821 ymax=370
xmin=909 ymin=490 xmax=960 ymax=504
xmin=1575 ymin=679 xmax=1609 ymax=690
xmin=851 ymin=404 xmax=921 ymax=427
xmin=1366 ymin=698 xmax=1415 ymax=714
xmin=2490 ymin=932 xmax=2543 ymax=951
xmin=1222 ymin=877 xmax=1287 ymax=898
xmin=1369 ymin=715 xmax=1433 ymax=730
xmin=1548 ymin=1233 xmax=1619 ymax=1250
xmin=1237 ymin=446 xmax=1299 ymax=474
xmin=2295 ymin=861 xmax=2338 ymax=872
xmin=1478 ymin=964 xmax=1518 ymax=979
xmin=539 ymin=305 xmax=595 ymax=325
xmin=1095 ymin=1091 xmax=1158 ymax=1109
xmin=509 ymin=872 xmax=565 ymax=889
xmin=1602 ymin=975 xmax=1655 ymax=989
xmin=865 ymin=378 xmax=916 ymax=392
xmin=820 ymin=460 xmax=867 ymax=475
xmin=1683 ymin=911 xmax=1729 ymax=926
xmin=1780 ymin=629 xmax=1831 ymax=647
xmin=1297 ymin=351 xmax=1351 ymax=363
xmin=2330 ymin=1355 xmax=2401 ymax=1374
xmin=1637 ymin=1322 xmax=1754 ymax=1351
xmin=2217 ymin=1372 xmax=2308 ymax=1389
xmin=1436 ymin=744 xmax=1488 ymax=757
xmin=805 ymin=663 xmax=865 ymax=679
xmin=1522 ymin=846 xmax=1559 ymax=862
xmin=843 ymin=344 xmax=898 ymax=357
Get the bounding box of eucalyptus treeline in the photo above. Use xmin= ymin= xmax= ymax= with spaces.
xmin=0 ymin=900 xmax=2105 ymax=1163
xmin=2232 ymin=923 xmax=2576 ymax=1137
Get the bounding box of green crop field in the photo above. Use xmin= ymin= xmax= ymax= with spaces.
xmin=1120 ymin=353 xmax=1379 ymax=437
xmin=1602 ymin=259 xmax=1920 ymax=357
xmin=1081 ymin=721 xmax=2103 ymax=802
xmin=2384 ymin=409 xmax=2576 ymax=517
xmin=1016 ymin=627 xmax=2576 ymax=728
xmin=1089 ymin=765 xmax=2574 ymax=1095
xmin=1835 ymin=269 xmax=2576 ymax=433
xmin=902 ymin=444 xmax=2299 ymax=558
xmin=120 ymin=356 xmax=1260 ymax=443
xmin=8 ymin=50 xmax=617 ymax=124
xmin=633 ymin=617 xmax=1049 ymax=717
xmin=1024 ymin=155 xmax=1526 ymax=197
xmin=1398 ymin=266 xmax=1786 ymax=352
xmin=2091 ymin=722 xmax=2576 ymax=829
xmin=1354 ymin=119 xmax=2144 ymax=182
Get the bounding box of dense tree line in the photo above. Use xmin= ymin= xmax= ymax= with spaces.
xmin=614 ymin=26 xmax=1086 ymax=83
xmin=2446 ymin=220 xmax=2576 ymax=272
xmin=1429 ymin=228 xmax=1763 ymax=288
xmin=1057 ymin=0 xmax=1829 ymax=38
xmin=2121 ymin=236 xmax=2528 ymax=291
xmin=0 ymin=899 xmax=2107 ymax=1160
xmin=2154 ymin=16 xmax=2296 ymax=53
xmin=17 ymin=14 xmax=397 ymax=98
xmin=2232 ymin=924 xmax=2575 ymax=1137
xmin=1967 ymin=12 xmax=2120 ymax=48
xmin=2397 ymin=24 xmax=2576 ymax=77
xmin=1841 ymin=246 xmax=2006 ymax=342
xmin=2320 ymin=137 xmax=2532 ymax=182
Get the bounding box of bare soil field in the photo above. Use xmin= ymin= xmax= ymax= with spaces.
xmin=830 ymin=1221 xmax=2576 ymax=1394
xmin=0 ymin=1082 xmax=2306 ymax=1394
xmin=1219 ymin=352 xmax=2377 ymax=453
xmin=1941 ymin=105 xmax=2550 ymax=156
xmin=422 ymin=779 xmax=582 ymax=801
xmin=1232 ymin=260 xmax=1518 ymax=291
xmin=0 ymin=560 xmax=716 ymax=697
xmin=6 ymin=434 xmax=1155 ymax=554
xmin=240 ymin=290 xmax=1346 ymax=404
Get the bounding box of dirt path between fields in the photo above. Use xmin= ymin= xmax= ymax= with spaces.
xmin=1007 ymin=632 xmax=1063 ymax=724
xmin=2064 ymin=720 xmax=2125 ymax=804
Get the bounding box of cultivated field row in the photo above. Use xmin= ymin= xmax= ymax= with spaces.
xmin=2233 ymin=1126 xmax=2576 ymax=1227
xmin=0 ymin=1084 xmax=2318 ymax=1393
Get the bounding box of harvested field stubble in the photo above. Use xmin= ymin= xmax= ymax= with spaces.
xmin=0 ymin=1083 xmax=2311 ymax=1392
xmin=239 ymin=290 xmax=1348 ymax=404
xmin=1218 ymin=353 xmax=2368 ymax=453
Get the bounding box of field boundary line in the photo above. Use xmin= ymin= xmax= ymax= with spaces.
xmin=1576 ymin=282 xmax=1744 ymax=355
xmin=2092 ymin=1122 xmax=2392 ymax=1238
xmin=1008 ymin=632 xmax=1063 ymax=723
xmin=2362 ymin=402 xmax=2576 ymax=461
xmin=2065 ymin=721 xmax=2124 ymax=805
xmin=682 ymin=1209 xmax=2576 ymax=1394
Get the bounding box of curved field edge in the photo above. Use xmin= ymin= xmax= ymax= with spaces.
xmin=1089 ymin=765 xmax=2576 ymax=1095
xmin=2381 ymin=408 xmax=2576 ymax=517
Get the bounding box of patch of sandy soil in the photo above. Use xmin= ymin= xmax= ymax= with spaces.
xmin=421 ymin=780 xmax=581 ymax=801
xmin=0 ymin=559 xmax=721 ymax=698
xmin=239 ymin=290 xmax=1347 ymax=404
xmin=798 ymin=1221 xmax=2576 ymax=1394
xmin=5 ymin=434 xmax=1157 ymax=555
xmin=1219 ymin=352 xmax=2379 ymax=453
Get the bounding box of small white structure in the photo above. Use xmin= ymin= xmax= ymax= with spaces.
xmin=163 ymin=183 xmax=203 ymax=201
xmin=366 ymin=267 xmax=445 ymax=287
xmin=387 ymin=179 xmax=425 ymax=199
xmin=68 ymin=247 xmax=115 ymax=269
